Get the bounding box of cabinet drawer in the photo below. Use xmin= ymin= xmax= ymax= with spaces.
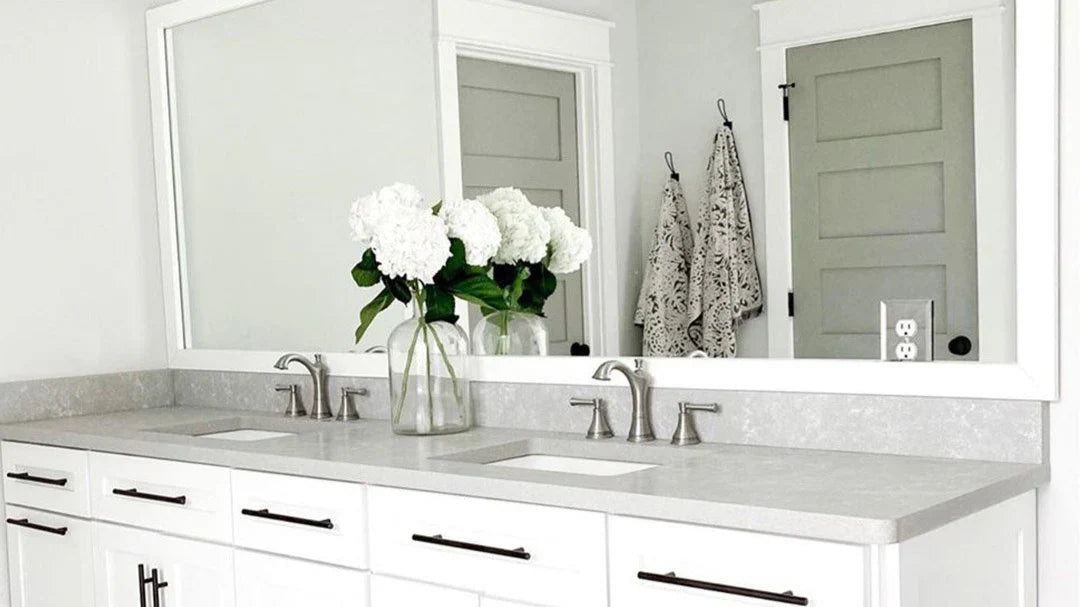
xmin=608 ymin=516 xmax=867 ymax=606
xmin=368 ymin=487 xmax=606 ymax=607
xmin=232 ymin=470 xmax=367 ymax=569
xmin=370 ymin=574 xmax=478 ymax=607
xmin=2 ymin=442 xmax=90 ymax=516
xmin=236 ymin=550 xmax=370 ymax=607
xmin=89 ymin=452 xmax=231 ymax=542
xmin=5 ymin=505 xmax=94 ymax=607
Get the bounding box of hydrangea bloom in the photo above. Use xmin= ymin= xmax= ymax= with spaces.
xmin=540 ymin=207 xmax=592 ymax=274
xmin=477 ymin=187 xmax=551 ymax=264
xmin=439 ymin=198 xmax=501 ymax=266
xmin=349 ymin=182 xmax=428 ymax=248
xmin=350 ymin=183 xmax=450 ymax=283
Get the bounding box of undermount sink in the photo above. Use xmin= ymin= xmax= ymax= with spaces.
xmin=434 ymin=438 xmax=697 ymax=477
xmin=487 ymin=454 xmax=657 ymax=476
xmin=149 ymin=416 xmax=319 ymax=441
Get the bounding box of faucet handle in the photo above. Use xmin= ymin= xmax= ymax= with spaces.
xmin=671 ymin=402 xmax=719 ymax=446
xmin=275 ymin=384 xmax=306 ymax=418
xmin=336 ymin=387 xmax=368 ymax=422
xmin=570 ymin=397 xmax=614 ymax=440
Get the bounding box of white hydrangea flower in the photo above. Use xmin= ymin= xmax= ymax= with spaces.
xmin=477 ymin=187 xmax=551 ymax=264
xmin=349 ymin=183 xmax=449 ymax=284
xmin=370 ymin=207 xmax=450 ymax=284
xmin=540 ymin=207 xmax=592 ymax=274
xmin=349 ymin=182 xmax=429 ymax=249
xmin=439 ymin=198 xmax=501 ymax=266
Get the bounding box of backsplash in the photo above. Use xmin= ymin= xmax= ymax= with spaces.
xmin=0 ymin=370 xmax=171 ymax=424
xmin=171 ymin=369 xmax=1045 ymax=464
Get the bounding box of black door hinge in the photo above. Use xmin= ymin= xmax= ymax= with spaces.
xmin=779 ymin=83 xmax=796 ymax=121
xmin=787 ymin=291 xmax=795 ymax=317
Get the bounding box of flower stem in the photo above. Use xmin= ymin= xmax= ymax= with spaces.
xmin=392 ymin=317 xmax=424 ymax=425
xmin=429 ymin=325 xmax=463 ymax=401
xmin=421 ymin=322 xmax=435 ymax=431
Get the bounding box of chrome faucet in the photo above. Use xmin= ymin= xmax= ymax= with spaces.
xmin=273 ymin=353 xmax=332 ymax=420
xmin=592 ymin=358 xmax=654 ymax=442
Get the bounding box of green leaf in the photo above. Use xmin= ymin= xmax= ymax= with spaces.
xmin=431 ymin=201 xmax=443 ymax=215
xmin=492 ymin=264 xmax=518 ymax=288
xmin=350 ymin=249 xmax=381 ymax=287
xmin=355 ymin=288 xmax=395 ymax=343
xmin=508 ymin=265 xmax=529 ymax=305
xmin=423 ymin=286 xmax=458 ymax=324
xmin=442 ymin=238 xmax=467 ymax=280
xmin=449 ymin=274 xmax=508 ymax=310
xmin=383 ymin=276 xmax=412 ymax=304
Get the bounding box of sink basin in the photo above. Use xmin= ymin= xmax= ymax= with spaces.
xmin=149 ymin=416 xmax=321 ymax=441
xmin=194 ymin=429 xmax=296 ymax=442
xmin=434 ymin=438 xmax=698 ymax=477
xmin=487 ymin=454 xmax=657 ymax=476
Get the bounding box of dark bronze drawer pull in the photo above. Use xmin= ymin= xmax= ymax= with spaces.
xmin=241 ymin=508 xmax=334 ymax=529
xmin=112 ymin=487 xmax=187 ymax=505
xmin=411 ymin=533 xmax=531 ymax=560
xmin=6 ymin=517 xmax=68 ymax=536
xmin=637 ymin=571 xmax=809 ymax=605
xmin=6 ymin=471 xmax=68 ymax=486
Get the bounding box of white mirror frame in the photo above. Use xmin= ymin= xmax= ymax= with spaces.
xmin=148 ymin=0 xmax=1059 ymax=401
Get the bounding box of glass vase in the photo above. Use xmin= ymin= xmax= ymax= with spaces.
xmin=387 ymin=311 xmax=471 ymax=435
xmin=471 ymin=310 xmax=549 ymax=356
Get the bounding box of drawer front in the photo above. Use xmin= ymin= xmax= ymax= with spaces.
xmin=368 ymin=486 xmax=606 ymax=607
xmin=370 ymin=574 xmax=478 ymax=607
xmin=232 ymin=470 xmax=368 ymax=569
xmin=2 ymin=442 xmax=90 ymax=516
xmin=89 ymin=452 xmax=232 ymax=542
xmin=236 ymin=550 xmax=370 ymax=607
xmin=608 ymin=516 xmax=867 ymax=607
xmin=5 ymin=505 xmax=94 ymax=607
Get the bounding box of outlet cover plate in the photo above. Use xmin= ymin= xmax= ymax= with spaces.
xmin=881 ymin=299 xmax=934 ymax=362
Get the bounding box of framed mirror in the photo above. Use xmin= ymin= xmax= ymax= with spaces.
xmin=148 ymin=0 xmax=1057 ymax=399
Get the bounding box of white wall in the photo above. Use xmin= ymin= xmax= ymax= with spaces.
xmin=1037 ymin=0 xmax=1078 ymax=602
xmin=633 ymin=0 xmax=769 ymax=357
xmin=0 ymin=2 xmax=171 ymax=603
xmin=0 ymin=0 xmax=168 ymax=383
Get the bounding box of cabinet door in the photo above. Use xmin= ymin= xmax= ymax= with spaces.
xmin=370 ymin=575 xmax=478 ymax=607
xmin=6 ymin=506 xmax=93 ymax=607
xmin=93 ymin=521 xmax=234 ymax=607
xmin=235 ymin=549 xmax=368 ymax=607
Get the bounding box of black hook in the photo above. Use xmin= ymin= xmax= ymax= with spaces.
xmin=664 ymin=151 xmax=679 ymax=181
xmin=717 ymin=98 xmax=732 ymax=128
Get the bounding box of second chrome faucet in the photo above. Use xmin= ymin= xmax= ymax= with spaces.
xmin=592 ymin=358 xmax=654 ymax=442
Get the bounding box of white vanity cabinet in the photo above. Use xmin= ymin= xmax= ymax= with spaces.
xmin=92 ymin=521 xmax=235 ymax=607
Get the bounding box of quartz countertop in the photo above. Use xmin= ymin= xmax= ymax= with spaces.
xmin=0 ymin=406 xmax=1047 ymax=545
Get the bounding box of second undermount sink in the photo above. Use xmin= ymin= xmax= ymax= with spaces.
xmin=487 ymin=454 xmax=657 ymax=476
xmin=434 ymin=438 xmax=696 ymax=477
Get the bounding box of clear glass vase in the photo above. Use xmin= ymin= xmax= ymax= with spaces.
xmin=387 ymin=311 xmax=471 ymax=435
xmin=471 ymin=310 xmax=549 ymax=356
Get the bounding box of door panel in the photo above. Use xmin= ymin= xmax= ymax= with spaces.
xmin=787 ymin=19 xmax=978 ymax=360
xmin=92 ymin=521 xmax=234 ymax=607
xmin=235 ymin=550 xmax=368 ymax=607
xmin=458 ymin=56 xmax=586 ymax=355
xmin=6 ymin=506 xmax=94 ymax=607
xmin=370 ymin=575 xmax=478 ymax=607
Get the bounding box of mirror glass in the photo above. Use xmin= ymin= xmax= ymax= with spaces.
xmin=164 ymin=0 xmax=1017 ymax=363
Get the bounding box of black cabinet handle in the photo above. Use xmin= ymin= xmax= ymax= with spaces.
xmin=637 ymin=571 xmax=808 ymax=605
xmin=112 ymin=487 xmax=187 ymax=505
xmin=5 ymin=517 xmax=68 ymax=536
xmin=6 ymin=471 xmax=68 ymax=487
xmin=150 ymin=568 xmax=167 ymax=607
xmin=137 ymin=564 xmax=152 ymax=607
xmin=411 ymin=533 xmax=530 ymax=560
xmin=241 ymin=508 xmax=333 ymax=529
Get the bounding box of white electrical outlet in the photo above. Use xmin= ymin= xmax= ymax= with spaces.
xmin=895 ymin=319 xmax=918 ymax=338
xmin=896 ymin=341 xmax=919 ymax=361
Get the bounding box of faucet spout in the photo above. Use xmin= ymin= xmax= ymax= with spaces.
xmin=274 ymin=353 xmax=332 ymax=420
xmin=591 ymin=358 xmax=654 ymax=442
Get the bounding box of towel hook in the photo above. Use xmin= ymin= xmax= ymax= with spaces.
xmin=664 ymin=151 xmax=679 ymax=181
xmin=717 ymin=98 xmax=733 ymax=128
